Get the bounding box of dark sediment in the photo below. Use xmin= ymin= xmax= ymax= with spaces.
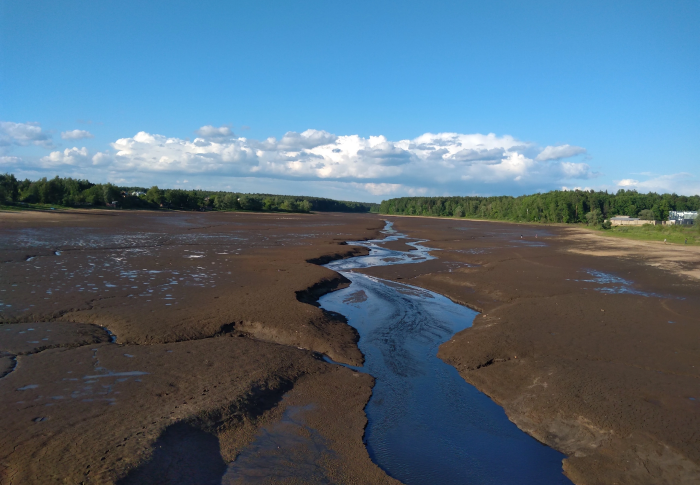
xmin=359 ymin=216 xmax=700 ymax=484
xmin=3 ymin=208 xmax=698 ymax=484
xmin=0 ymin=210 xmax=396 ymax=484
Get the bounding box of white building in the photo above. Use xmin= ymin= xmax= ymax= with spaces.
xmin=667 ymin=211 xmax=697 ymax=225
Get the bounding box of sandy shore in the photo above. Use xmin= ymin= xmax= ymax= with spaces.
xmin=362 ymin=216 xmax=700 ymax=484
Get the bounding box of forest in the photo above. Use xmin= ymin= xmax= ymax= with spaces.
xmin=0 ymin=174 xmax=377 ymax=213
xmin=379 ymin=190 xmax=700 ymax=225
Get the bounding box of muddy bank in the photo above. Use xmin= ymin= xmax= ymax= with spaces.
xmin=360 ymin=217 xmax=700 ymax=484
xmin=0 ymin=211 xmax=383 ymax=364
xmin=0 ymin=210 xmax=396 ymax=484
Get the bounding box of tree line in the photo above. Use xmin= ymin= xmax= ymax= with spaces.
xmin=0 ymin=174 xmax=377 ymax=213
xmin=379 ymin=190 xmax=700 ymax=225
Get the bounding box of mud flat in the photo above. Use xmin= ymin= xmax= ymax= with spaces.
xmin=0 ymin=210 xmax=396 ymax=484
xmin=3 ymin=209 xmax=699 ymax=484
xmin=320 ymin=224 xmax=570 ymax=484
xmin=361 ymin=217 xmax=700 ymax=484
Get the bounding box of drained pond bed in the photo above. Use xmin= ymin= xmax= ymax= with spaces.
xmin=319 ymin=222 xmax=571 ymax=485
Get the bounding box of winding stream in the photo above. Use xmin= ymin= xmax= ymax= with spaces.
xmin=320 ymin=222 xmax=570 ymax=484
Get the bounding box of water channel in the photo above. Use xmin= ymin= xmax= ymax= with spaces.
xmin=319 ymin=222 xmax=570 ymax=484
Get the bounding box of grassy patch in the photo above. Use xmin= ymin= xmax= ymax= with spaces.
xmin=595 ymin=224 xmax=699 ymax=245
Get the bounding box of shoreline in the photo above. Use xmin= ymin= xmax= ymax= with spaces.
xmin=379 ymin=212 xmax=700 ymax=246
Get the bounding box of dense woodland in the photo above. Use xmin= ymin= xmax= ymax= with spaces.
xmin=3 ymin=174 xmax=698 ymax=225
xmin=379 ymin=191 xmax=700 ymax=225
xmin=0 ymin=174 xmax=376 ymax=213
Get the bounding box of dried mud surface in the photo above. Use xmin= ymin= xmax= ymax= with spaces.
xmin=360 ymin=217 xmax=700 ymax=485
xmin=4 ymin=209 xmax=698 ymax=485
xmin=0 ymin=210 xmax=397 ymax=485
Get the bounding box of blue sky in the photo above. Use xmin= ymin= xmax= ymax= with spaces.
xmin=1 ymin=0 xmax=698 ymax=201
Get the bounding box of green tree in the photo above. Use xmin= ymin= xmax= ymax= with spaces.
xmin=102 ymin=184 xmax=121 ymax=205
xmin=281 ymin=199 xmax=297 ymax=211
xmin=0 ymin=174 xmax=19 ymax=202
xmin=639 ymin=209 xmax=654 ymax=220
xmin=299 ymin=200 xmax=312 ymax=212
xmin=146 ymin=186 xmax=164 ymax=205
xmin=585 ymin=209 xmax=603 ymax=226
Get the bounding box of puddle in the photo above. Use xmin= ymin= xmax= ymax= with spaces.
xmin=575 ymin=270 xmax=663 ymax=297
xmin=319 ymin=222 xmax=570 ymax=484
xmin=510 ymin=239 xmax=548 ymax=247
xmin=17 ymin=384 xmax=39 ymax=391
xmin=82 ymin=371 xmax=149 ymax=379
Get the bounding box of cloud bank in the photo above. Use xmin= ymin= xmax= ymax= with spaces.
xmin=84 ymin=128 xmax=596 ymax=193
xmin=3 ymin=121 xmax=696 ymax=199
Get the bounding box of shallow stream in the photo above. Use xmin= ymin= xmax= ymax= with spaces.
xmin=319 ymin=222 xmax=570 ymax=484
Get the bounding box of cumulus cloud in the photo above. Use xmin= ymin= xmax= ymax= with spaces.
xmin=277 ymin=130 xmax=337 ymax=150
xmin=536 ymin=144 xmax=586 ymax=161
xmin=359 ymin=183 xmax=405 ymax=195
xmin=357 ymin=140 xmax=413 ymax=166
xmin=0 ymin=121 xmax=53 ymax=151
xmin=61 ymin=129 xmax=94 ymax=140
xmin=1 ymin=121 xmax=607 ymax=198
xmin=615 ymin=173 xmax=700 ymax=195
xmin=39 ymin=147 xmax=90 ymax=167
xmin=561 ymin=186 xmax=593 ymax=191
xmin=450 ymin=147 xmax=505 ymax=162
xmin=195 ymin=125 xmax=235 ymax=141
xmin=0 ymin=156 xmax=21 ymax=166
xmin=94 ymin=129 xmax=595 ymax=193
xmin=91 ymin=151 xmax=113 ymax=166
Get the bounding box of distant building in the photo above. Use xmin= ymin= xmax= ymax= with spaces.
xmin=666 ymin=211 xmax=697 ymax=225
xmin=609 ymin=215 xmax=659 ymax=226
xmin=131 ymin=191 xmax=146 ymax=197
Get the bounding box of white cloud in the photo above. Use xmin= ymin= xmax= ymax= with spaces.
xmin=61 ymin=129 xmax=94 ymax=140
xmin=276 ymin=129 xmax=337 ymax=150
xmin=1 ymin=122 xmax=611 ymax=198
xmin=559 ymin=161 xmax=593 ymax=178
xmin=616 ymin=173 xmax=700 ymax=195
xmin=39 ymin=147 xmax=90 ymax=167
xmin=561 ymin=186 xmax=593 ymax=191
xmin=195 ymin=125 xmax=235 ymax=140
xmin=0 ymin=121 xmax=53 ymax=151
xmin=358 ymin=183 xmax=404 ymax=195
xmin=99 ymin=130 xmax=595 ymax=193
xmin=536 ymin=144 xmax=586 ymax=161
xmin=91 ymin=151 xmax=112 ymax=166
xmin=0 ymin=155 xmax=21 ymax=166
